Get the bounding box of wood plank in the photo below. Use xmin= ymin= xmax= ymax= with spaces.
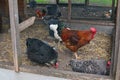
xmin=56 ymin=0 xmax=59 ymax=4
xmin=20 ymin=65 xmax=112 ymax=80
xmin=111 ymin=0 xmax=116 ymax=20
xmin=113 ymin=0 xmax=120 ymax=79
xmin=68 ymin=19 xmax=115 ymax=26
xmin=18 ymin=0 xmax=24 ymax=17
xmin=115 ymin=40 xmax=120 ymax=80
xmin=19 ymin=16 xmax=36 ymax=32
xmin=8 ymin=16 xmax=36 ymax=32
xmin=68 ymin=0 xmax=71 ymax=20
xmin=24 ymin=0 xmax=28 ymax=17
xmin=85 ymin=0 xmax=89 ymax=6
xmin=0 ymin=13 xmax=2 ymax=33
xmin=8 ymin=0 xmax=21 ymax=72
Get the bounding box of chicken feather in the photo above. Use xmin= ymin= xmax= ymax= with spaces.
xmin=60 ymin=27 xmax=97 ymax=59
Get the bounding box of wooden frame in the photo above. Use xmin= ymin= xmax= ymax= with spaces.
xmin=114 ymin=0 xmax=120 ymax=80
xmin=0 ymin=12 xmax=2 ymax=33
xmin=8 ymin=0 xmax=21 ymax=72
xmin=67 ymin=0 xmax=116 ymax=26
xmin=7 ymin=0 xmax=120 ymax=79
xmin=85 ymin=0 xmax=89 ymax=6
xmin=68 ymin=0 xmax=71 ymax=21
xmin=8 ymin=0 xmax=35 ymax=72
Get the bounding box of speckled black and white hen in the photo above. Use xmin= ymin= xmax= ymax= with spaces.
xmin=70 ymin=59 xmax=107 ymax=75
xmin=26 ymin=38 xmax=58 ymax=68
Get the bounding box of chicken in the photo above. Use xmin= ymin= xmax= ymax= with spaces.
xmin=49 ymin=24 xmax=62 ymax=42
xmin=46 ymin=18 xmax=64 ymax=49
xmin=35 ymin=9 xmax=46 ymax=19
xmin=60 ymin=27 xmax=97 ymax=59
xmin=26 ymin=38 xmax=58 ymax=68
xmin=49 ymin=24 xmax=63 ymax=50
xmin=69 ymin=59 xmax=107 ymax=75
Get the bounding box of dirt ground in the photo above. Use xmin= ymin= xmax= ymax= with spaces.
xmin=0 ymin=22 xmax=112 ymax=74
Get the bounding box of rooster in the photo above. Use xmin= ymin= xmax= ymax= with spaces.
xmin=35 ymin=9 xmax=47 ymax=19
xmin=60 ymin=27 xmax=97 ymax=59
xmin=26 ymin=38 xmax=58 ymax=68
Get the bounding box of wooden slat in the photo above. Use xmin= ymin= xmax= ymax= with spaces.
xmin=8 ymin=16 xmax=36 ymax=32
xmin=113 ymin=0 xmax=120 ymax=79
xmin=115 ymin=40 xmax=120 ymax=80
xmin=68 ymin=19 xmax=115 ymax=26
xmin=18 ymin=0 xmax=24 ymax=17
xmin=8 ymin=0 xmax=21 ymax=72
xmin=68 ymin=0 xmax=71 ymax=20
xmin=0 ymin=13 xmax=2 ymax=33
xmin=19 ymin=16 xmax=36 ymax=32
xmin=111 ymin=0 xmax=116 ymax=20
xmin=56 ymin=0 xmax=59 ymax=4
xmin=85 ymin=0 xmax=89 ymax=6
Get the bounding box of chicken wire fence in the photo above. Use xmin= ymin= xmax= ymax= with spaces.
xmin=26 ymin=0 xmax=116 ymax=21
xmin=71 ymin=5 xmax=113 ymax=20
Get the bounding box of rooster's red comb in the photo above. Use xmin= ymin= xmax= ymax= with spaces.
xmin=90 ymin=27 xmax=97 ymax=33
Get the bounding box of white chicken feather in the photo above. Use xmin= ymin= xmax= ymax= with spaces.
xmin=49 ymin=24 xmax=62 ymax=41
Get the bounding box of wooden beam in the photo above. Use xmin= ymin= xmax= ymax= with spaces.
xmin=8 ymin=0 xmax=21 ymax=72
xmin=19 ymin=16 xmax=36 ymax=32
xmin=24 ymin=0 xmax=27 ymax=17
xmin=115 ymin=40 xmax=120 ymax=80
xmin=111 ymin=0 xmax=116 ymax=20
xmin=0 ymin=13 xmax=2 ymax=33
xmin=68 ymin=0 xmax=71 ymax=21
xmin=85 ymin=0 xmax=89 ymax=6
xmin=56 ymin=0 xmax=59 ymax=4
xmin=8 ymin=16 xmax=36 ymax=32
xmin=113 ymin=0 xmax=120 ymax=79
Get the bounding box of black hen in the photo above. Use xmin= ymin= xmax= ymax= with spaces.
xmin=70 ymin=59 xmax=107 ymax=75
xmin=26 ymin=38 xmax=58 ymax=68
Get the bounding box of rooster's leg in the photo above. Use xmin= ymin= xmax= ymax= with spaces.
xmin=74 ymin=52 xmax=79 ymax=59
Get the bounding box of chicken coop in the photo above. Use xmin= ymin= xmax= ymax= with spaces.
xmin=0 ymin=0 xmax=120 ymax=80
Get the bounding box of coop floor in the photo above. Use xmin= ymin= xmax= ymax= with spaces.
xmin=0 ymin=23 xmax=112 ymax=75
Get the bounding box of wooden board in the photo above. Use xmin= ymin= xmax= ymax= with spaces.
xmin=19 ymin=16 xmax=36 ymax=32
xmin=115 ymin=0 xmax=120 ymax=79
xmin=8 ymin=0 xmax=21 ymax=72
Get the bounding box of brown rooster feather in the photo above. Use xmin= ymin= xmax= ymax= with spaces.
xmin=60 ymin=27 xmax=97 ymax=59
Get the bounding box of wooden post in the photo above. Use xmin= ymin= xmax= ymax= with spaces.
xmin=24 ymin=0 xmax=28 ymax=17
xmin=115 ymin=40 xmax=120 ymax=80
xmin=0 ymin=13 xmax=2 ymax=33
xmin=68 ymin=0 xmax=71 ymax=21
xmin=85 ymin=0 xmax=89 ymax=6
xmin=8 ymin=0 xmax=21 ymax=72
xmin=113 ymin=0 xmax=120 ymax=79
xmin=111 ymin=0 xmax=115 ymax=20
xmin=56 ymin=0 xmax=59 ymax=4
